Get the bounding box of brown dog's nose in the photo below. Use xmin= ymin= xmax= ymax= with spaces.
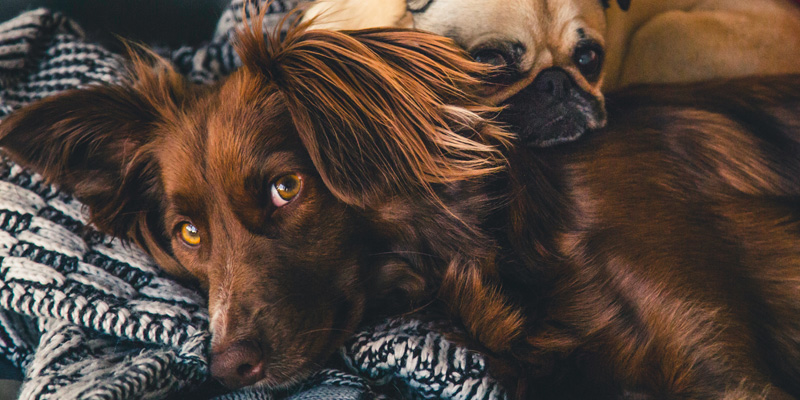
xmin=210 ymin=341 xmax=264 ymax=388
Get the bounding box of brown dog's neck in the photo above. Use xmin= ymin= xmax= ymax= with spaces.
xmin=356 ymin=179 xmax=499 ymax=313
xmin=358 ymin=144 xmax=572 ymax=356
xmin=498 ymin=147 xmax=571 ymax=280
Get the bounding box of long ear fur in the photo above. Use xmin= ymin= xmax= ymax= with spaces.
xmin=235 ymin=14 xmax=511 ymax=207
xmin=0 ymin=49 xmax=187 ymax=242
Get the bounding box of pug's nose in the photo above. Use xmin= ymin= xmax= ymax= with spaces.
xmin=210 ymin=341 xmax=264 ymax=388
xmin=534 ymin=69 xmax=573 ymax=100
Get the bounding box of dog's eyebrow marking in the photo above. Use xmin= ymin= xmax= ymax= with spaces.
xmin=577 ymin=28 xmax=587 ymax=40
xmin=170 ymin=192 xmax=206 ymax=223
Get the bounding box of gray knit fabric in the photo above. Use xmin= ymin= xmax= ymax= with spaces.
xmin=345 ymin=320 xmax=507 ymax=400
xmin=0 ymin=2 xmax=509 ymax=399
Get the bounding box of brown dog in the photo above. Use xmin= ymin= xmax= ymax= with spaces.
xmin=0 ymin=20 xmax=511 ymax=390
xmin=304 ymin=0 xmax=800 ymax=148
xmin=2 ymin=18 xmax=800 ymax=400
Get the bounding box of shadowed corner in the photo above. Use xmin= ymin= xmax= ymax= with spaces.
xmin=0 ymin=354 xmax=21 ymax=400
xmin=0 ymin=0 xmax=230 ymax=50
xmin=0 ymin=381 xmax=20 ymax=400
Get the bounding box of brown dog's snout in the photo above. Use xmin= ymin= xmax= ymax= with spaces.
xmin=210 ymin=340 xmax=265 ymax=389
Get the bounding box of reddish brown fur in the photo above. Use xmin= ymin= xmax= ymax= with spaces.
xmin=1 ymin=11 xmax=800 ymax=400
xmin=0 ymin=16 xmax=510 ymax=390
xmin=483 ymin=78 xmax=800 ymax=399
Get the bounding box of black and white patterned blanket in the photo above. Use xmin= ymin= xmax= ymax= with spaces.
xmin=0 ymin=1 xmax=509 ymax=399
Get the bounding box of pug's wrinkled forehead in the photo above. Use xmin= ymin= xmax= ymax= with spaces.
xmin=303 ymin=0 xmax=629 ymax=146
xmin=407 ymin=0 xmax=607 ymax=100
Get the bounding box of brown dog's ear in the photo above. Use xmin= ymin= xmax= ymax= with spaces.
xmin=0 ymin=54 xmax=186 ymax=241
xmin=237 ymin=22 xmax=511 ymax=207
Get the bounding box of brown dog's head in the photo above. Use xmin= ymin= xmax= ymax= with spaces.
xmin=0 ymin=21 xmax=509 ymax=389
xmin=306 ymin=0 xmax=631 ymax=147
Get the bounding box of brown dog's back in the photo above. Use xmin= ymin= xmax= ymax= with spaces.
xmin=493 ymin=76 xmax=800 ymax=398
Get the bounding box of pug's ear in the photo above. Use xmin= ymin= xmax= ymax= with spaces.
xmin=600 ymin=0 xmax=630 ymax=11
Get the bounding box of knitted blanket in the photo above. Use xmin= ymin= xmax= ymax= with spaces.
xmin=0 ymin=2 xmax=509 ymax=400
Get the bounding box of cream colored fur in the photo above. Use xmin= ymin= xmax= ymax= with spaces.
xmin=304 ymin=0 xmax=411 ymax=30
xmin=304 ymin=0 xmax=800 ymax=99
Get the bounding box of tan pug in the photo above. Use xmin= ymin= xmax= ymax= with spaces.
xmin=303 ymin=0 xmax=800 ymax=147
xmin=603 ymin=1 xmax=800 ymax=89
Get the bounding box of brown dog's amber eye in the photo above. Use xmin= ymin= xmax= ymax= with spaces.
xmin=271 ymin=173 xmax=302 ymax=207
xmin=179 ymin=222 xmax=201 ymax=246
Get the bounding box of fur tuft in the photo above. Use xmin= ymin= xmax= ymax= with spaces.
xmin=234 ymin=7 xmax=512 ymax=206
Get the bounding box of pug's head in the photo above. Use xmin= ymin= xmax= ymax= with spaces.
xmin=305 ymin=0 xmax=630 ymax=147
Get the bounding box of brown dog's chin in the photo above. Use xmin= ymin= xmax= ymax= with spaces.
xmin=255 ymin=362 xmax=317 ymax=391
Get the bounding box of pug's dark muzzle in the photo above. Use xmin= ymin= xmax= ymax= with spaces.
xmin=502 ymin=68 xmax=606 ymax=147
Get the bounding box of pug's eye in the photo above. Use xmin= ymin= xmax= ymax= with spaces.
xmin=471 ymin=49 xmax=517 ymax=84
xmin=179 ymin=222 xmax=201 ymax=247
xmin=470 ymin=43 xmax=524 ymax=85
xmin=271 ymin=173 xmax=302 ymax=207
xmin=472 ymin=48 xmax=511 ymax=68
xmin=573 ymin=41 xmax=604 ymax=80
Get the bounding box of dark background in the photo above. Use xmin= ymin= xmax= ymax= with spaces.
xmin=1 ymin=0 xmax=232 ymax=47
